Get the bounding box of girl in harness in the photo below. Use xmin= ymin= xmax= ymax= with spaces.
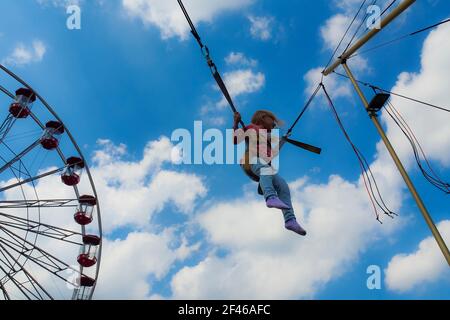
xmin=233 ymin=110 xmax=307 ymax=236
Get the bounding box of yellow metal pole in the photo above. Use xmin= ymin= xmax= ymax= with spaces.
xmin=342 ymin=62 xmax=450 ymax=266
xmin=323 ymin=0 xmax=416 ymax=76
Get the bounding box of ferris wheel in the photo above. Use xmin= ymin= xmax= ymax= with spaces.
xmin=0 ymin=64 xmax=102 ymax=300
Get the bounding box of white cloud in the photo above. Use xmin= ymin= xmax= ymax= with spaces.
xmin=248 ymin=15 xmax=274 ymax=41
xmin=304 ymin=66 xmax=351 ymax=100
xmin=380 ymin=23 xmax=450 ymax=168
xmin=225 ymin=52 xmax=258 ymax=68
xmin=385 ymin=220 xmax=450 ymax=293
xmin=87 ymin=137 xmax=207 ymax=298
xmin=217 ymin=69 xmax=265 ymax=108
xmin=94 ymin=230 xmax=199 ymax=299
xmin=89 ymin=137 xmax=207 ymax=232
xmin=320 ymin=13 xmax=369 ymax=70
xmin=2 ymin=41 xmax=47 ymax=66
xmin=321 ymin=14 xmax=351 ymax=52
xmin=122 ymin=0 xmax=254 ymax=40
xmin=171 ymin=174 xmax=404 ymax=299
xmin=199 ymin=52 xmax=264 ymax=114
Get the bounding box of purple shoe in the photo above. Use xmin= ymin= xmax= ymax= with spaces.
xmin=285 ymin=219 xmax=307 ymax=236
xmin=266 ymin=196 xmax=291 ymax=210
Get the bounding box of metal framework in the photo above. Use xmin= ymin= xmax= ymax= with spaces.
xmin=322 ymin=0 xmax=450 ymax=266
xmin=0 ymin=64 xmax=103 ymax=299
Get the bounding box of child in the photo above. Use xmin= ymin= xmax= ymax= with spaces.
xmin=233 ymin=110 xmax=307 ymax=236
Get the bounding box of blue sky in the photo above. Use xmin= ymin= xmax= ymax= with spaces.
xmin=0 ymin=0 xmax=449 ymax=299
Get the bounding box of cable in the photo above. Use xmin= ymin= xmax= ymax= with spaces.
xmin=380 ymin=0 xmax=398 ymax=17
xmin=384 ymin=100 xmax=449 ymax=194
xmin=386 ymin=106 xmax=449 ymax=193
xmin=322 ymin=84 xmax=397 ymax=222
xmin=358 ymin=0 xmax=397 ymax=37
xmin=332 ymin=71 xmax=450 ymax=113
xmin=323 ymin=0 xmax=368 ymax=73
xmin=332 ymin=72 xmax=449 ymax=194
xmin=286 ymin=83 xmax=322 ymax=136
xmin=350 ymin=18 xmax=450 ymax=57
xmin=343 ymin=0 xmax=378 ymax=55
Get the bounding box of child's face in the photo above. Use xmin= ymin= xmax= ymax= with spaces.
xmin=261 ymin=114 xmax=276 ymax=130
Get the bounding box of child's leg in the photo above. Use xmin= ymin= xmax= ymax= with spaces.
xmin=273 ymin=174 xmax=307 ymax=235
xmin=250 ymin=162 xmax=277 ymax=200
xmin=272 ymin=174 xmax=296 ymax=222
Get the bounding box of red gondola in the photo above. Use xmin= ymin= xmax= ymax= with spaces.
xmin=77 ymin=235 xmax=101 ymax=268
xmin=74 ymin=195 xmax=96 ymax=226
xmin=40 ymin=121 xmax=65 ymax=150
xmin=9 ymin=88 xmax=36 ymax=118
xmin=61 ymin=157 xmax=85 ymax=186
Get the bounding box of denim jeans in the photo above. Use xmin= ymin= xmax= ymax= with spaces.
xmin=250 ymin=160 xmax=296 ymax=222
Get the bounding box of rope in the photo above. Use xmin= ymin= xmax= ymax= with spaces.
xmin=322 ymin=83 xmax=397 ymax=221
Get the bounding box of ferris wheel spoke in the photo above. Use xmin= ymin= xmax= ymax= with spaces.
xmin=0 ymin=153 xmax=32 ymax=181
xmin=0 ymin=245 xmax=19 ymax=277
xmin=0 ymin=226 xmax=84 ymax=283
xmin=0 ymin=251 xmax=52 ymax=300
xmin=0 ymin=212 xmax=83 ymax=245
xmin=0 ymin=166 xmax=65 ymax=193
xmin=0 ymin=280 xmax=11 ymax=300
xmin=0 ymin=115 xmax=17 ymax=145
xmin=0 ymin=199 xmax=79 ymax=209
xmin=1 ymin=162 xmax=32 ymax=180
xmin=0 ymin=84 xmax=15 ymax=99
xmin=0 ymin=234 xmax=25 ymax=253
xmin=0 ymin=139 xmax=41 ymax=176
xmin=0 ymin=245 xmax=45 ymax=300
xmin=0 ymin=244 xmax=77 ymax=297
xmin=0 ymin=263 xmax=33 ymax=300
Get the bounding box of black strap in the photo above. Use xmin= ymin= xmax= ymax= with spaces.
xmin=283 ymin=138 xmax=322 ymax=154
xmin=286 ymin=83 xmax=322 ymax=136
xmin=212 ymin=68 xmax=238 ymax=114
xmin=177 ymin=0 xmax=245 ymax=128
xmin=177 ymin=0 xmax=204 ymax=48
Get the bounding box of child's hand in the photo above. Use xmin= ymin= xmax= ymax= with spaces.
xmin=233 ymin=112 xmax=241 ymax=124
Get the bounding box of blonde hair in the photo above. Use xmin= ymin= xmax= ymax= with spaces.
xmin=251 ymin=110 xmax=284 ymax=127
